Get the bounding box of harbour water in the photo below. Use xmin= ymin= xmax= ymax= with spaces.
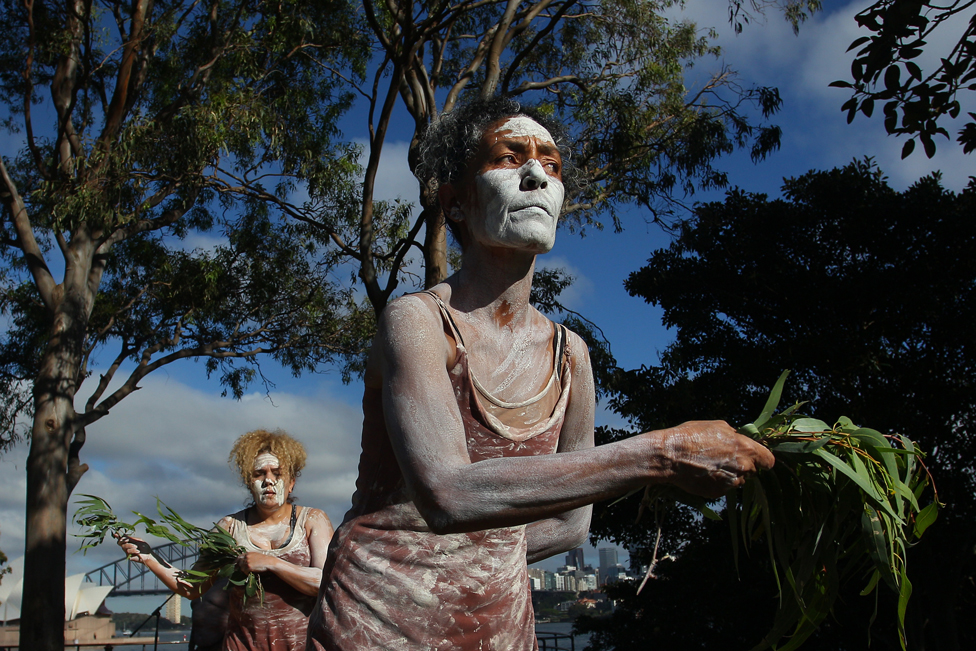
xmin=536 ymin=620 xmax=592 ymax=648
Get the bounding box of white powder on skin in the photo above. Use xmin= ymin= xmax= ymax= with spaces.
xmin=251 ymin=453 xmax=287 ymax=506
xmin=497 ymin=116 xmax=555 ymax=144
xmin=468 ymin=163 xmax=564 ymax=252
xmin=253 ymin=453 xmax=279 ymax=470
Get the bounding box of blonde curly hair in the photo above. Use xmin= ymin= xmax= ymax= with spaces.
xmin=229 ymin=429 xmax=307 ymax=488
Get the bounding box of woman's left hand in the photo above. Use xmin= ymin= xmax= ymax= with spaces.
xmin=236 ymin=551 xmax=277 ymax=574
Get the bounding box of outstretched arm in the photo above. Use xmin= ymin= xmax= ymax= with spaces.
xmin=115 ymin=520 xmax=226 ymax=601
xmin=379 ymin=296 xmax=774 ymax=536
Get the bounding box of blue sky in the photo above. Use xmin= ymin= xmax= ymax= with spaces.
xmin=0 ymin=0 xmax=972 ymax=615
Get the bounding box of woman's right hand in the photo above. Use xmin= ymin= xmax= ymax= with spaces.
xmin=654 ymin=420 xmax=776 ymax=499
xmin=115 ymin=533 xmax=154 ymax=564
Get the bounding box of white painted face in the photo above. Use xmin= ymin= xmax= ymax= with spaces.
xmin=460 ymin=116 xmax=565 ymax=253
xmin=250 ymin=453 xmax=289 ymax=508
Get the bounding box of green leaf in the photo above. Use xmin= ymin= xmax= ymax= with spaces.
xmin=812 ymin=448 xmax=900 ymax=521
xmin=739 ymin=422 xmax=760 ymax=437
xmin=913 ymin=503 xmax=938 ymax=537
xmin=860 ymin=569 xmax=881 ymax=596
xmin=789 ymin=418 xmax=830 ymax=433
xmin=770 ymin=437 xmax=831 ymax=454
xmin=861 ymin=506 xmax=897 ymax=591
xmin=834 ymin=416 xmax=857 ymax=433
xmin=753 ymin=370 xmax=791 ymax=429
xmin=671 ymin=491 xmax=721 ymax=520
xmin=897 ymin=567 xmax=913 ymax=649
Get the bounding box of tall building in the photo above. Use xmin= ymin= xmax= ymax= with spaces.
xmin=565 ymin=547 xmax=585 ymax=570
xmin=165 ymin=595 xmax=181 ymax=625
xmin=598 ymin=547 xmax=618 ymax=573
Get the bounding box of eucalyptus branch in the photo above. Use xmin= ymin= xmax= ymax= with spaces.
xmin=508 ymin=75 xmax=585 ymax=95
xmin=84 ymin=344 xmax=132 ymax=414
xmin=22 ymin=0 xmax=50 ymax=179
xmin=73 ymin=496 xmax=265 ymax=605
xmin=381 ymin=210 xmax=428 ymax=299
xmin=481 ymin=0 xmax=523 ymax=97
xmin=502 ymin=0 xmax=575 ymax=94
xmin=444 ymin=24 xmax=498 ymax=108
xmin=362 ymin=0 xmax=394 ymax=52
xmin=80 ymin=312 xmax=345 ymax=429
xmin=633 ymin=371 xmax=940 ymax=651
xmin=302 ymin=53 xmax=372 ymax=101
xmin=0 ymin=156 xmax=57 ymax=311
xmin=100 ymin=186 xmax=199 ymax=250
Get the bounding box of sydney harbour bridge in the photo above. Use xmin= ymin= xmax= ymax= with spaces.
xmin=82 ymin=542 xmax=201 ymax=596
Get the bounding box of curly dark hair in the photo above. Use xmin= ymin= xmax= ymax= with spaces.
xmin=416 ymin=96 xmax=578 ymax=246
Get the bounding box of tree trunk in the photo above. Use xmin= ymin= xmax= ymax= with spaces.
xmin=20 ymin=280 xmax=90 ymax=651
xmin=423 ymin=207 xmax=448 ymax=289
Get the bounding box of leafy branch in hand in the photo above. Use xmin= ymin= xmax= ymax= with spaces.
xmin=73 ymin=495 xmax=263 ymax=605
xmin=635 ymin=370 xmax=939 ymax=651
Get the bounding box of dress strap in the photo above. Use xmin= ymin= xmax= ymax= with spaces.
xmin=272 ymin=504 xmax=298 ymax=550
xmin=421 ymin=290 xmax=466 ymax=349
xmin=420 ymin=290 xmax=565 ymax=410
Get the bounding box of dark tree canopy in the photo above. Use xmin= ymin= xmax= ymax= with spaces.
xmin=590 ymin=160 xmax=975 ymax=650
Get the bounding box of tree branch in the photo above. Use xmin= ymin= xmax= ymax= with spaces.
xmin=0 ymin=156 xmax=58 ymax=311
xmin=502 ymin=0 xmax=574 ymax=95
xmin=481 ymin=0 xmax=522 ymax=98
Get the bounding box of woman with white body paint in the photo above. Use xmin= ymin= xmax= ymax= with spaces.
xmin=117 ymin=429 xmax=334 ymax=651
xmin=306 ymin=97 xmax=774 ymax=651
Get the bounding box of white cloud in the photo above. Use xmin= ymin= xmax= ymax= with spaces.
xmin=356 ymin=139 xmax=422 ymax=206
xmin=537 ymin=255 xmax=595 ymax=312
xmin=670 ymin=0 xmax=973 ymax=191
xmin=177 ymin=231 xmax=228 ymax=254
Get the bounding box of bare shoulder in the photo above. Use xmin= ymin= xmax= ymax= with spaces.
xmin=302 ymin=507 xmax=332 ymax=527
xmin=381 ymin=292 xmax=444 ymax=336
xmin=560 ymin=324 xmax=592 ymax=369
xmin=214 ymin=514 xmax=235 ymax=533
xmin=366 ymin=292 xmax=449 ymax=386
xmin=379 ymin=291 xmax=453 ymax=365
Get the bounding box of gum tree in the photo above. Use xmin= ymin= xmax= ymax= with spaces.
xmin=0 ymin=1 xmax=368 ymax=647
xmin=320 ymin=0 xmax=792 ymax=309
xmin=1 ymin=1 xmax=810 ymax=648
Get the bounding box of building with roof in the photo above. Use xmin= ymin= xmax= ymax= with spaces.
xmin=0 ymin=556 xmax=115 ymax=645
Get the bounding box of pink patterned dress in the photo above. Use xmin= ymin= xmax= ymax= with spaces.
xmin=223 ymin=506 xmax=316 ymax=651
xmin=307 ymin=294 xmax=572 ymax=650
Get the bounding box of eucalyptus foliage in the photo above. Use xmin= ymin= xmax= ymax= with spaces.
xmin=342 ymin=0 xmax=789 ymax=295
xmin=732 ymin=371 xmax=936 ymax=650
xmin=74 ymin=495 xmax=263 ymax=604
xmin=589 ymin=161 xmax=973 ymax=649
xmin=633 ymin=371 xmax=937 ymax=651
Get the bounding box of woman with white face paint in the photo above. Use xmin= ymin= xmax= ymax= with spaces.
xmin=117 ymin=429 xmax=334 ymax=651
xmin=307 ymin=97 xmax=774 ymax=651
